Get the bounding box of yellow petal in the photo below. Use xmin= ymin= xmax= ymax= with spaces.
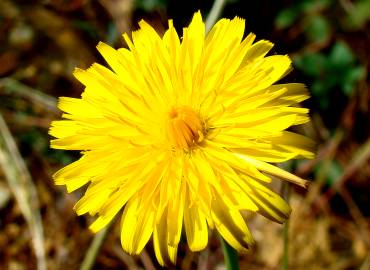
xmin=184 ymin=191 xmax=208 ymax=251
xmin=183 ymin=11 xmax=205 ymax=72
xmin=96 ymin=42 xmax=127 ymax=77
xmin=74 ymin=187 xmax=111 ymax=216
xmin=153 ymin=208 xmax=174 ymax=266
xmin=264 ymin=83 xmax=310 ymax=106
xmin=204 ymin=143 xmax=271 ymax=182
xmin=49 ymin=120 xmax=81 ymax=139
xmin=120 ymin=195 xmax=155 ymax=254
xmin=167 ymin=178 xmax=185 ymax=247
xmin=235 ymin=154 xmax=310 ymax=188
xmin=211 ymin=191 xmax=254 ymax=252
xmin=241 ymin=40 xmax=274 ymax=65
xmin=241 ymin=175 xmax=291 ymax=223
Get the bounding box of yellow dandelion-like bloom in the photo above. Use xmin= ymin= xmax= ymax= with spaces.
xmin=50 ymin=12 xmax=314 ymax=265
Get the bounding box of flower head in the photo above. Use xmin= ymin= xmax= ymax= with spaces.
xmin=50 ymin=12 xmax=314 ymax=265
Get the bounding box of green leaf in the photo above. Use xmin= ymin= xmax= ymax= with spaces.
xmin=135 ymin=0 xmax=167 ymax=11
xmin=342 ymin=66 xmax=366 ymax=95
xmin=329 ymin=42 xmax=355 ymax=67
xmin=275 ymin=7 xmax=300 ymax=29
xmin=294 ymin=53 xmax=327 ymax=77
xmin=314 ymin=160 xmax=343 ymax=186
xmin=326 ymin=160 xmax=343 ymax=186
xmin=343 ymin=0 xmax=370 ymax=29
xmin=311 ymin=81 xmax=329 ymax=96
xmin=305 ymin=15 xmax=331 ymax=43
xmin=301 ymin=0 xmax=331 ymax=13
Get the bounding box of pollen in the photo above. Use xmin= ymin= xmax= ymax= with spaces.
xmin=166 ymin=106 xmax=204 ymax=150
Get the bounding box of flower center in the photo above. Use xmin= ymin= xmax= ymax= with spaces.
xmin=166 ymin=106 xmax=204 ymax=150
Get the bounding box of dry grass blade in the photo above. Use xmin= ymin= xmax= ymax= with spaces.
xmin=336 ymin=137 xmax=370 ymax=185
xmin=99 ymin=0 xmax=133 ymax=36
xmin=0 ymin=77 xmax=58 ymax=114
xmin=0 ymin=113 xmax=46 ymax=270
xmin=205 ymin=0 xmax=227 ymax=33
xmin=140 ymin=249 xmax=156 ymax=270
xmin=112 ymin=244 xmax=140 ymax=270
xmin=359 ymin=253 xmax=370 ymax=270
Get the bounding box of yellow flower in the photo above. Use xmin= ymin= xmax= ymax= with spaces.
xmin=50 ymin=12 xmax=314 ymax=265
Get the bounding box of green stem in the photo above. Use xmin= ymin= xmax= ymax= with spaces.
xmin=205 ymin=0 xmax=227 ymax=33
xmin=281 ymin=182 xmax=290 ymax=270
xmin=80 ymin=226 xmax=109 ymax=270
xmin=283 ymin=219 xmax=289 ymax=270
xmin=221 ymin=237 xmax=240 ymax=270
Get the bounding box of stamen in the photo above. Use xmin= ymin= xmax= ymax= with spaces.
xmin=167 ymin=106 xmax=204 ymax=150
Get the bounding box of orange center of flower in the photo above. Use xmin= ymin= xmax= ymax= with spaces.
xmin=166 ymin=106 xmax=204 ymax=150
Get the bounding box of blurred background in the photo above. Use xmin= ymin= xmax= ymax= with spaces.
xmin=0 ymin=0 xmax=369 ymax=269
